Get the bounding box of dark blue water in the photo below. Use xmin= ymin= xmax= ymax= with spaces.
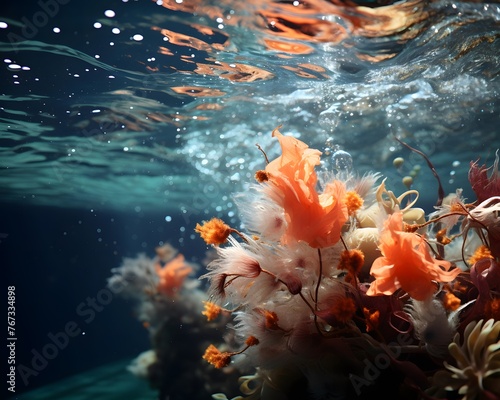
xmin=2 ymin=203 xmax=211 ymax=397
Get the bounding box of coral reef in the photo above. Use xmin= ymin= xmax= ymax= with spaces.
xmin=195 ymin=128 xmax=500 ymax=400
xmin=109 ymin=128 xmax=500 ymax=400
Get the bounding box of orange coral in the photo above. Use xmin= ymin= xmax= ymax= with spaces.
xmin=468 ymin=245 xmax=494 ymax=265
xmin=203 ymin=337 xmax=260 ymax=369
xmin=155 ymin=254 xmax=192 ymax=297
xmin=245 ymin=335 xmax=260 ymax=346
xmin=202 ymin=301 xmax=222 ymax=321
xmin=435 ymin=228 xmax=452 ymax=245
xmin=203 ymin=344 xmax=231 ymax=368
xmin=195 ymin=218 xmax=232 ymax=245
xmin=265 ymin=128 xmax=348 ymax=248
xmin=366 ymin=211 xmax=460 ymax=301
xmin=345 ymin=190 xmax=364 ymax=216
xmin=330 ymin=297 xmax=357 ymax=324
xmin=338 ymin=249 xmax=365 ymax=276
xmin=443 ymin=292 xmax=461 ymax=311
xmin=258 ymin=309 xmax=281 ymax=330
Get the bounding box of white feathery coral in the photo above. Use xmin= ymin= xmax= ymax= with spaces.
xmin=428 ymin=189 xmax=467 ymax=231
xmin=349 ymin=171 xmax=382 ymax=202
xmin=234 ymin=186 xmax=286 ymax=242
xmin=201 ymin=235 xmax=282 ymax=304
xmin=405 ymin=298 xmax=458 ymax=358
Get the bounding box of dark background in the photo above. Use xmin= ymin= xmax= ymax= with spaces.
xmin=1 ymin=202 xmax=209 ymax=397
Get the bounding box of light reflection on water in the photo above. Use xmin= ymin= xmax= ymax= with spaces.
xmin=0 ymin=0 xmax=499 ymax=217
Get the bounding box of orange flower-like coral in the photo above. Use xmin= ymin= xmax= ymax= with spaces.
xmin=202 ymin=301 xmax=222 ymax=321
xmin=338 ymin=249 xmax=365 ymax=276
xmin=265 ymin=128 xmax=348 ymax=248
xmin=345 ymin=190 xmax=364 ymax=216
xmin=203 ymin=337 xmax=260 ymax=369
xmin=195 ymin=217 xmax=232 ymax=246
xmin=155 ymin=254 xmax=193 ymax=297
xmin=468 ymin=244 xmax=494 ymax=265
xmin=330 ymin=296 xmax=357 ymax=324
xmin=366 ymin=211 xmax=460 ymax=301
xmin=203 ymin=344 xmax=231 ymax=369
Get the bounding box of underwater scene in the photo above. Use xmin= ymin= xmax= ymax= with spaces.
xmin=2 ymin=0 xmax=500 ymax=399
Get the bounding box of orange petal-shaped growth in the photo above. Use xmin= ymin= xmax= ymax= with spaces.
xmin=266 ymin=127 xmax=321 ymax=187
xmin=155 ymin=254 xmax=192 ymax=297
xmin=366 ymin=212 xmax=460 ymax=301
xmin=265 ymin=128 xmax=348 ymax=248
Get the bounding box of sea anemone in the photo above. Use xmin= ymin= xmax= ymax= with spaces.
xmin=430 ymin=319 xmax=500 ymax=399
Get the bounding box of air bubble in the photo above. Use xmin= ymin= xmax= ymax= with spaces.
xmin=331 ymin=149 xmax=353 ymax=179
